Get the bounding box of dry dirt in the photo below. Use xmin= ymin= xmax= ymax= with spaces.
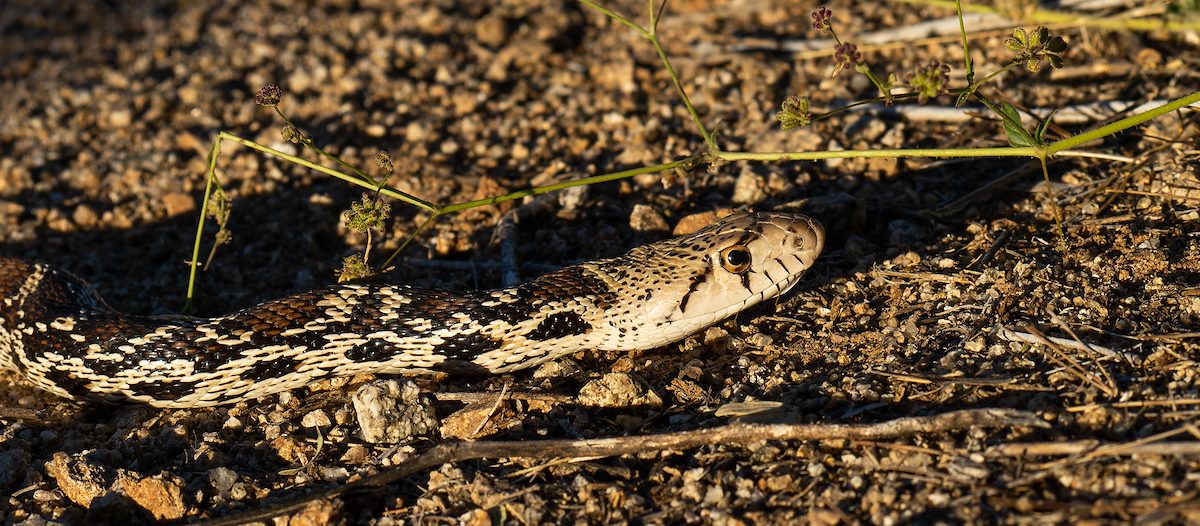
xmin=1 ymin=1 xmax=1199 ymax=524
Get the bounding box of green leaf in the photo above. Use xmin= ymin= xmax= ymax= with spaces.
xmin=1012 ymin=28 xmax=1028 ymax=46
xmin=999 ymin=103 xmax=1036 ymax=148
xmin=1035 ymin=109 xmax=1058 ymax=143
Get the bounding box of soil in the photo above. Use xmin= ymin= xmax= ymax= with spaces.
xmin=1 ymin=1 xmax=1199 ymax=524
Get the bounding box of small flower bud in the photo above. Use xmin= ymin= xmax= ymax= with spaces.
xmin=832 ymin=43 xmax=861 ymax=77
xmin=810 ymin=6 xmax=832 ymax=33
xmin=281 ymin=123 xmax=303 ymax=144
xmin=254 ymin=84 xmax=283 ymax=107
xmin=375 ymin=151 xmax=393 ymax=174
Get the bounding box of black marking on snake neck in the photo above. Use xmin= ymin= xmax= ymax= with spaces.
xmin=525 ymin=311 xmax=591 ymax=341
xmin=677 ymin=268 xmax=711 ymax=315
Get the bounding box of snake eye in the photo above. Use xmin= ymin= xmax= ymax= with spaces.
xmin=719 ymin=245 xmax=752 ymax=273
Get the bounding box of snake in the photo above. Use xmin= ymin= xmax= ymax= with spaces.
xmin=0 ymin=212 xmax=824 ymax=408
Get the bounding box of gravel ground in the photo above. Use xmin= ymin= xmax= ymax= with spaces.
xmin=2 ymin=1 xmax=1199 ymax=524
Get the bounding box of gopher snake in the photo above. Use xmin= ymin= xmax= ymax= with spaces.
xmin=0 ymin=212 xmax=823 ymax=408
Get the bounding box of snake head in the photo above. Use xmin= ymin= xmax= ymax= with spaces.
xmin=603 ymin=211 xmax=825 ymax=350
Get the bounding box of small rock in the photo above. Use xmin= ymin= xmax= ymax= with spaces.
xmin=703 ymin=327 xmax=732 ymax=353
xmin=405 ymin=121 xmax=429 ymax=142
xmin=163 ymin=192 xmax=195 ymax=216
xmin=229 ymin=482 xmax=250 ymax=501
xmin=301 ymin=410 xmax=332 ymax=428
xmin=44 ymin=452 xmax=113 ymax=508
xmin=732 ymin=168 xmax=768 ymax=205
xmin=72 ymin=204 xmax=98 ymax=227
xmin=32 ymin=489 xmax=60 ymax=503
xmin=440 ymin=400 xmax=520 ymax=440
xmin=578 ymin=373 xmax=663 ymax=408
xmin=116 ymin=471 xmax=187 ymax=520
xmin=270 ymin=435 xmax=306 ymax=463
xmin=0 ymin=450 xmax=30 ymax=492
xmin=352 ymin=380 xmax=438 ymax=443
xmin=339 ymin=444 xmax=371 ymax=464
xmin=556 ymin=185 xmax=588 ymax=212
xmin=0 ymin=200 xmax=26 ymax=217
xmin=287 ymin=498 xmax=344 ymax=526
xmin=318 ymin=466 xmax=349 ymax=482
xmin=475 ymin=14 xmax=510 ymax=47
xmin=333 ymin=406 xmax=355 ymax=426
xmin=207 ymin=468 xmax=238 ymax=499
xmin=532 ymin=358 xmax=581 ymax=379
xmin=459 ymin=508 xmax=491 ymax=526
xmin=629 ymin=204 xmax=669 ymax=233
xmin=673 ymin=210 xmax=718 ymax=235
xmin=108 ymin=109 xmax=132 ymax=128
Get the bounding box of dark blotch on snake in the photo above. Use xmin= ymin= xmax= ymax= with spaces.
xmin=128 ymin=378 xmax=202 ymax=401
xmin=243 ymin=352 xmax=304 ymax=381
xmin=524 ymin=311 xmax=591 ymax=341
xmin=39 ymin=367 xmax=92 ymax=399
xmin=435 ymin=330 xmax=503 ymax=362
xmin=431 ymin=359 xmax=492 ymax=376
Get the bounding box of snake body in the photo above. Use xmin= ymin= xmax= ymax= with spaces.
xmin=0 ymin=212 xmax=823 ymax=408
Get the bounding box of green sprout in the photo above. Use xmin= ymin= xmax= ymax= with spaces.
xmin=778 ymin=96 xmax=811 ymax=130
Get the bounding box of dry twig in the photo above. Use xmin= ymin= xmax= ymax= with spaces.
xmin=989 ymin=440 xmax=1200 ymax=458
xmin=192 ymin=408 xmax=1046 ymax=526
xmin=996 ymin=325 xmax=1130 ymax=361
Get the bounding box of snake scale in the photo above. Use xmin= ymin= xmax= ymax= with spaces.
xmin=0 ymin=212 xmax=823 ymax=408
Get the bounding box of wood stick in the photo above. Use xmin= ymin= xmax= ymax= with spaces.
xmin=995 ymin=325 xmax=1130 ymax=361
xmin=989 ymin=440 xmax=1200 ymax=458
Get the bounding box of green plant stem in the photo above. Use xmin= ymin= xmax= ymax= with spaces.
xmin=1038 ymin=155 xmax=1064 ymax=237
xmin=954 ymin=0 xmax=974 ymax=84
xmin=379 ymin=212 xmax=441 ymax=270
xmin=578 ymin=0 xmax=716 ymax=152
xmin=961 ymin=62 xmax=1020 ymax=100
xmin=577 ymin=0 xmax=644 ymax=34
xmin=649 ymin=32 xmax=715 ymax=152
xmin=274 ymin=107 xmax=378 ymax=186
xmin=896 ymin=0 xmax=1200 ymax=32
xmin=185 ymin=137 xmax=224 ymax=311
xmin=217 ymin=131 xmax=437 ymax=211
xmin=859 ymin=68 xmax=894 ymax=102
xmin=718 ymin=147 xmax=1037 ymax=162
xmin=1047 ymin=89 xmax=1200 ymax=154
xmin=440 ymin=159 xmax=691 ymax=213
